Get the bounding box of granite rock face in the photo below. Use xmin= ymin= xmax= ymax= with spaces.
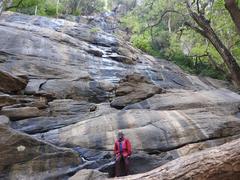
xmin=0 ymin=11 xmax=240 ymax=179
xmin=37 ymin=107 xmax=240 ymax=152
xmin=124 ymin=88 xmax=240 ymax=111
xmin=0 ymin=125 xmax=82 ymax=179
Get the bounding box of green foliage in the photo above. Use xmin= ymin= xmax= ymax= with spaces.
xmin=121 ymin=0 xmax=240 ymax=80
xmin=43 ymin=1 xmax=58 ymax=16
xmin=108 ymin=0 xmax=137 ymax=11
xmin=63 ymin=0 xmax=105 ymax=16
xmin=9 ymin=0 xmax=60 ymax=16
xmin=131 ymin=34 xmax=153 ymax=54
xmin=8 ymin=0 xmax=106 ymax=16
xmin=90 ymin=27 xmax=102 ymax=33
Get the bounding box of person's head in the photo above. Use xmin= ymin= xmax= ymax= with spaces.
xmin=117 ymin=131 xmax=124 ymax=141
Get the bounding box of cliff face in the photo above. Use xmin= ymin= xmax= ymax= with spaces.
xmin=0 ymin=11 xmax=240 ymax=179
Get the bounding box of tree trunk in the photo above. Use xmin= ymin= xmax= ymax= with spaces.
xmin=168 ymin=14 xmax=172 ymax=33
xmin=0 ymin=0 xmax=5 ymax=15
xmin=118 ymin=138 xmax=240 ymax=179
xmin=186 ymin=4 xmax=240 ymax=88
xmin=34 ymin=5 xmax=38 ymax=16
xmin=225 ymin=0 xmax=240 ymax=35
xmin=56 ymin=0 xmax=59 ymax=18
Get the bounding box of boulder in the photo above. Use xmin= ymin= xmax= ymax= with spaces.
xmin=0 ymin=70 xmax=27 ymax=93
xmin=0 ymin=106 xmax=46 ymax=121
xmin=0 ymin=93 xmax=17 ymax=108
xmin=40 ymin=80 xmax=112 ymax=102
xmin=111 ymin=73 xmax=163 ymax=109
xmin=0 ymin=94 xmax=48 ymax=110
xmin=49 ymin=99 xmax=97 ymax=116
xmin=24 ymin=79 xmax=47 ymax=95
xmin=0 ymin=125 xmax=82 ymax=179
xmin=0 ymin=115 xmax=9 ymax=125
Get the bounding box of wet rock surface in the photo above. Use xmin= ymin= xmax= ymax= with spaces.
xmin=0 ymin=11 xmax=240 ymax=179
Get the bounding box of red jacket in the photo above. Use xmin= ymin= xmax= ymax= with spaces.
xmin=114 ymin=138 xmax=132 ymax=158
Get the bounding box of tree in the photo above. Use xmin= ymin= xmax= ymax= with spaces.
xmin=123 ymin=0 xmax=240 ymax=87
xmin=63 ymin=0 xmax=105 ymax=16
xmin=0 ymin=0 xmax=4 ymax=15
xmin=224 ymin=0 xmax=240 ymax=35
xmin=185 ymin=0 xmax=240 ymax=87
xmin=0 ymin=0 xmax=13 ymax=15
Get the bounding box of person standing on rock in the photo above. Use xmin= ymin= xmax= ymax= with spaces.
xmin=114 ymin=131 xmax=132 ymax=177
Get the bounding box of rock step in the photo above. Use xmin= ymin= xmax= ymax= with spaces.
xmin=124 ymin=88 xmax=240 ymax=111
xmin=11 ymin=102 xmax=118 ymax=134
xmin=35 ymin=108 xmax=240 ymax=153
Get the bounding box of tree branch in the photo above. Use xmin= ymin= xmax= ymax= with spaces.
xmin=184 ymin=21 xmax=206 ymax=37
xmin=5 ymin=0 xmax=24 ymax=10
xmin=224 ymin=0 xmax=240 ymax=35
xmin=140 ymin=9 xmax=186 ymax=33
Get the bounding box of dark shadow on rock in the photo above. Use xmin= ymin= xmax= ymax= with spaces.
xmin=98 ymin=152 xmax=175 ymax=178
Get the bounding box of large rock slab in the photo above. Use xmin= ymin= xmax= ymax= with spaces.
xmin=111 ymin=73 xmax=163 ymax=109
xmin=24 ymin=79 xmax=47 ymax=95
xmin=11 ymin=102 xmax=119 ymax=134
xmin=0 ymin=11 xmax=213 ymax=104
xmin=49 ymin=99 xmax=97 ymax=116
xmin=0 ymin=106 xmax=46 ymax=121
xmin=0 ymin=94 xmax=48 ymax=110
xmin=0 ymin=125 xmax=82 ymax=179
xmin=0 ymin=70 xmax=27 ymax=93
xmin=40 ymin=79 xmax=113 ymax=102
xmin=125 ymin=88 xmax=240 ymax=111
xmin=0 ymin=93 xmax=17 ymax=108
xmin=36 ymin=108 xmax=240 ymax=153
xmin=11 ymin=116 xmax=79 ymax=134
